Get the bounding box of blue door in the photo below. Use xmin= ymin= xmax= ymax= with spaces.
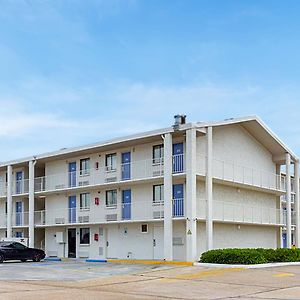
xmin=173 ymin=143 xmax=184 ymax=173
xmin=121 ymin=152 xmax=131 ymax=180
xmin=16 ymin=171 xmax=23 ymax=194
xmin=69 ymin=196 xmax=76 ymax=223
xmin=122 ymin=189 xmax=131 ymax=220
xmin=69 ymin=162 xmax=76 ymax=188
xmin=15 ymin=231 xmax=23 ymax=238
xmin=173 ymin=184 xmax=184 ymax=217
xmin=282 ymin=233 xmax=287 ymax=248
xmin=16 ymin=201 xmax=22 ymax=226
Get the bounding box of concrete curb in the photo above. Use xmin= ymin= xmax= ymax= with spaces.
xmin=108 ymin=259 xmax=193 ymax=266
xmin=44 ymin=257 xmax=62 ymax=262
xmin=194 ymin=262 xmax=300 ymax=269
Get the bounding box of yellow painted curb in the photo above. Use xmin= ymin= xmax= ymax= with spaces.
xmin=107 ymin=259 xmax=193 ymax=266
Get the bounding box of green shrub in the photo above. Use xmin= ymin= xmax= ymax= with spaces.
xmin=272 ymin=248 xmax=300 ymax=262
xmin=200 ymin=248 xmax=300 ymax=265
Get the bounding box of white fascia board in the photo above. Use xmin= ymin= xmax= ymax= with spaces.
xmin=0 ymin=123 xmax=196 ymax=168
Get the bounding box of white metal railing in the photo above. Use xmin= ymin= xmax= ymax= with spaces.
xmin=281 ymin=194 xmax=295 ymax=203
xmin=0 ymin=181 xmax=6 ymax=197
xmin=282 ymin=210 xmax=297 ymax=226
xmin=34 ymin=158 xmax=163 ymax=193
xmin=0 ymin=213 xmax=6 ymax=227
xmin=197 ymin=199 xmax=283 ymax=225
xmin=197 ymin=155 xmax=286 ymax=192
xmin=12 ymin=212 xmax=29 ymax=226
xmin=34 ymin=199 xmax=185 ymax=226
xmin=173 ymin=154 xmax=185 ymax=174
xmin=0 ymin=212 xmax=29 ymax=227
xmin=33 ymin=156 xmax=184 ymax=194
xmin=291 ymin=178 xmax=295 ymax=193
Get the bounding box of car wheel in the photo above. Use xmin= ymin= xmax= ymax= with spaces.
xmin=21 ymin=259 xmax=27 ymax=262
xmin=32 ymin=253 xmax=41 ymax=262
xmin=0 ymin=254 xmax=4 ymax=263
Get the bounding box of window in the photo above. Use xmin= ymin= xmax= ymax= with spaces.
xmin=141 ymin=224 xmax=148 ymax=233
xmin=80 ymin=228 xmax=90 ymax=245
xmin=105 ymin=153 xmax=117 ymax=171
xmin=13 ymin=242 xmax=27 ymax=250
xmin=153 ymin=145 xmax=164 ymax=164
xmin=15 ymin=231 xmax=23 ymax=238
xmin=80 ymin=158 xmax=90 ymax=176
xmin=106 ymin=189 xmax=117 ymax=207
xmin=153 ymin=184 xmax=164 ymax=203
xmin=80 ymin=193 xmax=90 ymax=211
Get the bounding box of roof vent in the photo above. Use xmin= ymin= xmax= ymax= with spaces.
xmin=173 ymin=114 xmax=186 ymax=131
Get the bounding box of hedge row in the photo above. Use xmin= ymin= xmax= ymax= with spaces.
xmin=200 ymin=248 xmax=300 ymax=265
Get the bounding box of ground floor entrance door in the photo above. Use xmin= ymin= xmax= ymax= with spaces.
xmin=153 ymin=226 xmax=164 ymax=260
xmin=68 ymin=228 xmax=76 ymax=258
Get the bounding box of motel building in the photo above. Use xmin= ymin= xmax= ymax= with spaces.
xmin=0 ymin=115 xmax=299 ymax=262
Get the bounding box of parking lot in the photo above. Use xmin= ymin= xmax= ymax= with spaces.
xmin=0 ymin=260 xmax=300 ymax=299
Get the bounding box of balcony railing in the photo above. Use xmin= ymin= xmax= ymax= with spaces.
xmin=197 ymin=155 xmax=286 ymax=192
xmin=197 ymin=199 xmax=283 ymax=225
xmin=34 ymin=198 xmax=185 ymax=226
xmin=13 ymin=179 xmax=29 ymax=195
xmin=33 ymin=155 xmax=184 ymax=194
xmin=0 ymin=214 xmax=6 ymax=227
xmin=0 ymin=212 xmax=29 ymax=227
xmin=282 ymin=210 xmax=297 ymax=226
xmin=0 ymin=181 xmax=6 ymax=197
xmin=12 ymin=212 xmax=29 ymax=226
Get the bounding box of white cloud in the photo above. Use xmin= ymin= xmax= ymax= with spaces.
xmin=0 ymin=78 xmax=300 ymax=161
xmin=0 ymin=97 xmax=75 ymax=137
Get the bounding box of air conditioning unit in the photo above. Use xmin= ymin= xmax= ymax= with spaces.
xmin=55 ymin=217 xmax=65 ymax=224
xmin=106 ymin=214 xmax=117 ymax=221
xmin=78 ymin=216 xmax=89 ymax=223
xmin=79 ymin=180 xmax=89 ymax=186
xmin=55 ymin=184 xmax=65 ymax=190
xmin=153 ymin=211 xmax=164 ymax=219
xmin=106 ymin=177 xmax=117 ymax=183
xmin=153 ymin=170 xmax=164 ymax=177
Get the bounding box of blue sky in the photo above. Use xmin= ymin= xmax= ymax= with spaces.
xmin=0 ymin=0 xmax=300 ymax=161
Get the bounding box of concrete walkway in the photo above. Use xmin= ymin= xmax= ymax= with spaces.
xmin=1 ymin=261 xmax=300 ymax=299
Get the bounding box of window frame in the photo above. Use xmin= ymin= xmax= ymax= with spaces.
xmin=105 ymin=153 xmax=117 ymax=172
xmin=152 ymin=144 xmax=164 ymax=164
xmin=80 ymin=193 xmax=91 ymax=211
xmin=106 ymin=189 xmax=117 ymax=207
xmin=153 ymin=184 xmax=164 ymax=204
xmin=79 ymin=228 xmax=90 ymax=245
xmin=80 ymin=158 xmax=90 ymax=176
xmin=141 ymin=224 xmax=148 ymax=233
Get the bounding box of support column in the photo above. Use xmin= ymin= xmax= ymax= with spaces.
xmin=276 ymin=164 xmax=283 ymax=248
xmin=286 ymin=153 xmax=292 ymax=248
xmin=206 ymin=127 xmax=213 ymax=251
xmin=163 ymin=133 xmax=173 ymax=261
xmin=295 ymin=160 xmax=300 ymax=247
xmin=186 ymin=128 xmax=197 ymax=262
xmin=6 ymin=165 xmax=13 ymax=238
xmin=29 ymin=160 xmax=36 ymax=248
